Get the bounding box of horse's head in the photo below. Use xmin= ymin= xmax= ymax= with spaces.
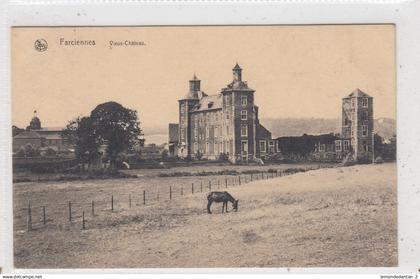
xmin=233 ymin=199 xmax=239 ymax=212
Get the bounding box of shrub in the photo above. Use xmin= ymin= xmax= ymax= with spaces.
xmin=374 ymin=156 xmax=384 ymax=164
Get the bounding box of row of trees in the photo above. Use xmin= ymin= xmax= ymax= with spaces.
xmin=63 ymin=101 xmax=144 ymax=169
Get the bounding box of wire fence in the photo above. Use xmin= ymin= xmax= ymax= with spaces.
xmin=19 ymin=164 xmax=335 ymax=232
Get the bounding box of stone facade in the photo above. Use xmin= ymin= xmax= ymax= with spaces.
xmin=177 ymin=64 xmax=272 ymax=163
xmin=341 ymin=89 xmax=374 ymax=163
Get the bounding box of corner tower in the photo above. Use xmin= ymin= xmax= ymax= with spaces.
xmin=221 ymin=63 xmax=256 ymax=163
xmin=178 ymin=75 xmax=201 ymax=158
xmin=341 ymin=89 xmax=374 ymax=163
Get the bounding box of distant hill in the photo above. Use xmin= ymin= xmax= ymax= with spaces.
xmin=261 ymin=117 xmax=396 ymax=139
xmin=142 ymin=117 xmax=396 ymax=145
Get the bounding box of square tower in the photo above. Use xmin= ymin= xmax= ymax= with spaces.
xmin=177 ymin=75 xmax=200 ymax=158
xmin=341 ymin=89 xmax=374 ymax=163
xmin=221 ymin=63 xmax=257 ymax=163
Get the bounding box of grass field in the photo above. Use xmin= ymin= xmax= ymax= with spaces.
xmin=13 ymin=163 xmax=397 ymax=268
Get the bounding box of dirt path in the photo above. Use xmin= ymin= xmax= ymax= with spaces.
xmin=14 ymin=163 xmax=397 ymax=268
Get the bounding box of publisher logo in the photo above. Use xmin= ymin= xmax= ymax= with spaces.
xmin=34 ymin=39 xmax=48 ymax=52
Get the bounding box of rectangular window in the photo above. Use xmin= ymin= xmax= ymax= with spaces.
xmin=351 ymin=98 xmax=355 ymax=108
xmin=194 ymin=142 xmax=198 ymax=153
xmin=268 ymin=140 xmax=275 ymax=152
xmin=335 ymin=140 xmax=342 ymax=152
xmin=260 ymin=140 xmax=267 ymax=153
xmin=194 ymin=128 xmax=198 ymax=140
xmin=206 ymin=142 xmax=209 ymax=154
xmin=241 ymin=110 xmax=247 ymax=120
xmin=241 ymin=140 xmax=248 ymax=152
xmin=206 ymin=126 xmax=209 ymax=139
xmin=214 ymin=126 xmax=218 ymax=137
xmin=241 ymin=124 xmax=248 ymax=137
xmin=276 ymin=141 xmax=281 ymax=152
xmin=219 ymin=126 xmax=222 ymax=138
xmin=362 ymin=111 xmax=368 ymax=121
xmin=362 ymin=125 xmax=368 ymax=137
xmin=226 ymin=125 xmax=230 ymax=135
xmin=241 ymin=96 xmax=247 ymax=106
xmin=344 ymin=117 xmax=349 ymax=126
xmin=319 ymin=144 xmax=325 ymax=152
xmin=362 ymin=98 xmax=368 ymax=108
xmin=180 ymin=128 xmax=185 ymax=140
xmin=343 ymin=140 xmax=350 ymax=151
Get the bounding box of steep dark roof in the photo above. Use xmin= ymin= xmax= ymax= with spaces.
xmin=257 ymin=124 xmax=272 ymax=139
xmin=190 ymin=94 xmax=222 ymax=112
xmin=276 ymin=133 xmax=341 ymax=144
xmin=233 ymin=63 xmax=242 ymax=70
xmin=345 ymin=88 xmax=372 ymax=98
xmin=14 ymin=130 xmax=41 ymax=139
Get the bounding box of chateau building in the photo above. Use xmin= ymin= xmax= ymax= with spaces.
xmin=172 ymin=65 xmax=374 ymax=164
xmin=177 ymin=64 xmax=273 ymax=163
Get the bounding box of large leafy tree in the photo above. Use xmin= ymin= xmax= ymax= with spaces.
xmin=90 ymin=102 xmax=142 ymax=168
xmin=62 ymin=116 xmax=99 ymax=165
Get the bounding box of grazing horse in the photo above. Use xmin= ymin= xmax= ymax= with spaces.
xmin=207 ymin=191 xmax=239 ymax=214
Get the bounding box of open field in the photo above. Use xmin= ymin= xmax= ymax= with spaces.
xmin=13 ymin=163 xmax=397 ymax=268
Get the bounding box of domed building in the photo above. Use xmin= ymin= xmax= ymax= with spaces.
xmin=13 ymin=110 xmax=73 ymax=155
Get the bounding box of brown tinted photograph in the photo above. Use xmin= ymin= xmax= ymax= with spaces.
xmin=11 ymin=25 xmax=396 ymax=268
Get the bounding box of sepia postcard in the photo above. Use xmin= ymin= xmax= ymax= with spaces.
xmin=11 ymin=25 xmax=396 ymax=268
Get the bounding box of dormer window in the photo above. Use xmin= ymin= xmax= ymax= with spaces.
xmin=208 ymin=102 xmax=214 ymax=109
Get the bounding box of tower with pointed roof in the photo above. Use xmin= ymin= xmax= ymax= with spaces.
xmin=220 ymin=63 xmax=257 ymax=163
xmin=175 ymin=64 xmax=272 ymax=162
xmin=341 ymin=88 xmax=374 ymax=163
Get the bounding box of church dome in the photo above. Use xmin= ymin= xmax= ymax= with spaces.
xmin=28 ymin=111 xmax=41 ymax=130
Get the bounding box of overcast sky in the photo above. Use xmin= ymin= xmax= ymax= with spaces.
xmin=12 ymin=25 xmax=395 ymax=135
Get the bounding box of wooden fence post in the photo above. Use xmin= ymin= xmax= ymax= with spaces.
xmin=42 ymin=206 xmax=46 ymax=225
xmin=181 ymin=187 xmax=183 ymax=196
xmin=200 ymin=182 xmax=203 ymax=193
xmin=68 ymin=201 xmax=72 ymax=221
xmin=82 ymin=211 xmax=85 ymax=230
xmin=157 ymin=190 xmax=159 ymax=201
xmin=209 ymin=181 xmax=211 ymax=191
xmin=143 ymin=190 xmax=146 ymax=205
xmin=27 ymin=202 xmax=32 ymax=231
xmin=91 ymin=201 xmax=94 ymax=216
xmin=111 ymin=195 xmax=114 ymax=211
xmin=192 ymin=183 xmax=194 ymax=194
xmin=225 ymin=178 xmax=228 ymax=188
xmin=170 ymin=186 xmax=172 ymax=200
xmin=239 ymin=176 xmax=241 ymax=185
